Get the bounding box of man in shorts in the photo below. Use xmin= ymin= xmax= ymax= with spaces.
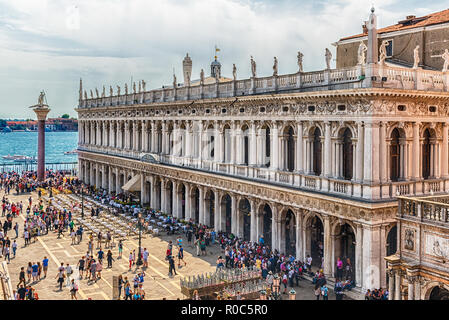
xmin=77 ymin=256 xmax=85 ymax=280
xmin=42 ymin=257 xmax=49 ymax=278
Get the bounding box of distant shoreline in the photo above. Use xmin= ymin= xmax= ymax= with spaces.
xmin=2 ymin=130 xmax=77 ymax=132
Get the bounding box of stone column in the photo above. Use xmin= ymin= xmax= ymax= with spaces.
xmin=101 ymin=165 xmax=107 ymax=189
xmin=250 ymin=198 xmax=257 ymax=242
xmin=323 ymin=215 xmax=332 ymax=277
xmin=388 ymin=270 xmax=395 ymax=300
xmin=249 ymin=121 xmax=257 ymax=166
xmin=296 ymin=210 xmax=303 ymax=261
xmin=270 ymin=121 xmax=279 ymax=170
xmin=411 ymin=122 xmax=420 ymax=179
xmin=185 ymin=184 xmax=191 ymax=221
xmin=198 ymin=186 xmax=205 ymax=224
xmin=149 ymin=176 xmax=156 ymax=209
xmin=231 ymin=195 xmax=237 ymax=235
xmin=115 ymin=169 xmax=121 ymax=194
xmin=229 ymin=121 xmax=236 ymax=164
xmin=442 ymin=123 xmax=449 ymax=178
xmin=407 ymin=276 xmax=415 ymax=300
xmin=271 ymin=204 xmax=278 ymax=251
xmin=172 ymin=181 xmax=178 ymax=217
xmin=95 ymin=163 xmax=100 ymax=188
xmin=214 ymin=190 xmax=220 ymax=231
xmin=379 ymin=121 xmax=387 ymax=182
xmin=214 ymin=121 xmax=220 ymax=163
xmin=395 ymin=271 xmax=402 ymax=300
xmin=33 ymin=106 xmax=50 ymax=181
xmin=161 ymin=122 xmax=167 ymax=154
xmin=355 ymin=223 xmax=363 ymax=286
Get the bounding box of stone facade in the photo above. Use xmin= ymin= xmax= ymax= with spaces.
xmin=75 ymin=10 xmax=449 ymax=292
xmin=386 ymin=195 xmax=449 ymax=300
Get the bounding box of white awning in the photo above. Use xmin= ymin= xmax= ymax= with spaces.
xmin=122 ymin=174 xmax=141 ymax=192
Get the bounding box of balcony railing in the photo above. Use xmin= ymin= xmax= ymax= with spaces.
xmin=78 ymin=144 xmax=449 ymax=201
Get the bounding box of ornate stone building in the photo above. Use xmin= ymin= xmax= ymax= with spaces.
xmin=76 ymin=9 xmax=449 ymax=293
xmin=386 ymin=195 xmax=449 ymax=300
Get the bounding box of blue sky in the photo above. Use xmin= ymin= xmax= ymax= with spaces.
xmin=0 ymin=0 xmax=448 ymax=119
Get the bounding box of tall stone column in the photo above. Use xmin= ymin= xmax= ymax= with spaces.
xmin=407 ymin=276 xmax=415 ymax=300
xmin=249 ymin=121 xmax=257 ymax=166
xmin=172 ymin=181 xmax=178 ymax=217
xmin=412 ymin=122 xmax=420 ymax=179
xmin=379 ymin=122 xmax=387 ymax=182
xmin=296 ymin=210 xmax=303 ymax=261
xmin=214 ymin=190 xmax=221 ymax=231
xmin=198 ymin=186 xmax=205 ymax=224
xmin=271 ymin=204 xmax=278 ymax=251
xmin=442 ymin=123 xmax=449 ymax=178
xmin=115 ymin=168 xmax=121 ymax=194
xmin=388 ymin=270 xmax=395 ymax=300
xmin=250 ymin=198 xmax=257 ymax=242
xmin=323 ymin=215 xmax=332 ymax=277
xmin=355 ymin=223 xmax=363 ymax=286
xmin=185 ymin=122 xmax=192 ymax=158
xmin=395 ymin=271 xmax=402 ymax=300
xmin=32 ymin=102 xmax=50 ymax=181
xmin=231 ymin=195 xmax=237 ymax=235
xmin=185 ymin=185 xmax=191 ymax=221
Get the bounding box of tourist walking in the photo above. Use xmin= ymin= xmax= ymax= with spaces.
xmin=168 ymin=255 xmax=177 ymax=276
xmin=55 ymin=264 xmax=65 ymax=291
xmin=77 ymin=256 xmax=85 ymax=280
xmin=117 ymin=274 xmax=124 ymax=300
xmin=118 ymin=240 xmax=123 ymax=259
xmin=42 ymin=257 xmax=49 ymax=278
xmin=70 ymin=279 xmax=78 ymax=300
xmin=107 ymin=250 xmax=114 ymax=268
xmin=314 ymin=284 xmax=321 ymax=300
xmin=177 ymin=245 xmax=186 ymax=268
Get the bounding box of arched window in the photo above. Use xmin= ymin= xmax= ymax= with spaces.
xmin=342 ymin=128 xmax=353 ymax=180
xmin=242 ymin=125 xmax=249 ymax=166
xmin=313 ymin=128 xmax=322 ymax=176
xmin=283 ymin=126 xmax=295 ymax=172
xmin=390 ymin=128 xmax=401 ymax=181
xmin=422 ymin=129 xmax=431 ymax=179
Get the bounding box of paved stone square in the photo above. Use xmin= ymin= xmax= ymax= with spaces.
xmin=3 ymin=190 xmax=340 ymax=300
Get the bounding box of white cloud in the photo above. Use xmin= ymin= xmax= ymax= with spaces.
xmin=0 ymin=0 xmax=448 ymax=118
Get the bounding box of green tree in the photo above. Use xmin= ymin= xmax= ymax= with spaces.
xmin=61 ymin=114 xmax=70 ymax=119
xmin=0 ymin=119 xmax=6 ymax=128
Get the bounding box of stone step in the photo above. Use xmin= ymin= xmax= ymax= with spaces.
xmin=302 ymin=273 xmax=364 ymax=300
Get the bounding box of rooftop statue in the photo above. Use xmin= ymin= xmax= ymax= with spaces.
xmin=117 ymin=85 xmax=121 ymax=96
xmin=273 ymin=57 xmax=278 ymax=76
xmin=413 ymin=45 xmax=420 ymax=69
xmin=138 ymin=81 xmax=141 ymax=93
xmin=357 ymin=41 xmax=368 ymax=65
xmin=442 ymin=49 xmax=449 ymax=72
xmin=95 ymin=88 xmax=99 ymax=98
xmin=379 ymin=40 xmax=389 ymax=65
xmin=233 ymin=64 xmax=237 ymax=80
xmin=200 ymin=69 xmax=205 ymax=85
xmin=102 ymin=86 xmax=105 ymax=98
xmin=84 ymin=90 xmax=87 ymax=100
xmin=250 ymin=56 xmax=256 ymax=77
xmin=133 ymin=82 xmax=136 ymax=94
xmin=110 ymin=86 xmax=113 ymax=97
xmin=90 ymin=90 xmax=93 ymax=99
xmin=297 ymin=51 xmax=304 ymax=72
xmin=173 ymin=73 xmax=177 ymax=88
xmin=124 ymin=83 xmax=128 ymax=95
xmin=142 ymin=80 xmax=146 ymax=91
xmin=325 ymin=48 xmax=332 ymax=69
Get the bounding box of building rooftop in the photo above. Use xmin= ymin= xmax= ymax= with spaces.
xmin=340 ymin=8 xmax=449 ymax=41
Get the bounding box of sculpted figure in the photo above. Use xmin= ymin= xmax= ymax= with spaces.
xmin=413 ymin=45 xmax=420 ymax=69
xmin=325 ymin=48 xmax=332 ymax=69
xmin=200 ymin=69 xmax=204 ymax=85
xmin=138 ymin=81 xmax=141 ymax=93
xmin=379 ymin=40 xmax=389 ymax=65
xmin=273 ymin=57 xmax=278 ymax=76
xmin=102 ymin=86 xmax=105 ymax=98
xmin=297 ymin=51 xmax=304 ymax=72
xmin=95 ymin=88 xmax=99 ymax=98
xmin=173 ymin=73 xmax=177 ymax=88
xmin=124 ymin=83 xmax=128 ymax=95
xmin=84 ymin=90 xmax=87 ymax=100
xmin=133 ymin=82 xmax=136 ymax=94
xmin=38 ymin=91 xmax=45 ymax=105
xmin=442 ymin=49 xmax=449 ymax=72
xmin=110 ymin=86 xmax=113 ymax=97
xmin=142 ymin=80 xmax=146 ymax=91
xmin=250 ymin=56 xmax=256 ymax=77
xmin=117 ymin=85 xmax=121 ymax=96
xmin=357 ymin=41 xmax=368 ymax=65
xmin=232 ymin=64 xmax=237 ymax=80
xmin=90 ymin=90 xmax=93 ymax=99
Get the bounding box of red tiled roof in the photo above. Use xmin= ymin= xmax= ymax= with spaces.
xmin=339 ymin=8 xmax=449 ymax=41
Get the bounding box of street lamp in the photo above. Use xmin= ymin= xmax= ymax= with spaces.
xmin=136 ymin=213 xmax=145 ymax=266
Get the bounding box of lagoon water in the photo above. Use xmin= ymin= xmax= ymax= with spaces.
xmin=0 ymin=131 xmax=78 ymax=164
